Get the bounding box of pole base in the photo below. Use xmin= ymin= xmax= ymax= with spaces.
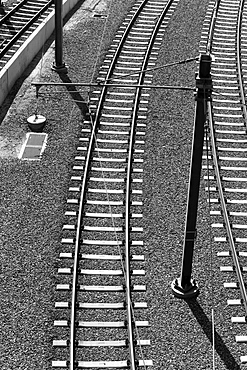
xmin=171 ymin=277 xmax=199 ymax=299
xmin=51 ymin=62 xmax=68 ymax=74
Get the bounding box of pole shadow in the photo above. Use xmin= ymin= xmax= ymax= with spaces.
xmin=58 ymin=73 xmax=89 ymax=119
xmin=186 ymin=298 xmax=241 ymax=370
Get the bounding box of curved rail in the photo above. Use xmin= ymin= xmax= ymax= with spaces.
xmin=237 ymin=0 xmax=247 ymax=123
xmin=206 ymin=0 xmax=220 ymax=54
xmin=0 ymin=0 xmax=53 ymax=59
xmin=206 ymin=0 xmax=247 ymax=314
xmin=69 ymin=1 xmax=151 ymax=366
xmin=208 ymin=102 xmax=247 ymax=314
xmin=69 ymin=0 xmax=157 ymax=368
xmin=124 ymin=0 xmax=175 ymax=367
xmin=69 ymin=0 xmax=176 ymax=368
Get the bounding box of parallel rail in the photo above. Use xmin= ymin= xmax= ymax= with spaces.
xmin=201 ymin=0 xmax=247 ymax=363
xmin=206 ymin=0 xmax=247 ymax=314
xmin=70 ymin=0 xmax=176 ymax=367
xmin=207 ymin=102 xmax=247 ymax=314
xmin=0 ymin=0 xmax=53 ymax=68
xmin=51 ymin=0 xmax=179 ymax=368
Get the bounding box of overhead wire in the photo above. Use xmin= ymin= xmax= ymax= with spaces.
xmin=99 ymin=56 xmax=199 ymax=84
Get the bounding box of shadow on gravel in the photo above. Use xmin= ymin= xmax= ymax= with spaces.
xmin=59 ymin=73 xmax=89 ymax=119
xmin=187 ymin=298 xmax=241 ymax=370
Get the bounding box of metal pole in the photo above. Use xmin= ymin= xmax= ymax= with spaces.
xmin=52 ymin=0 xmax=67 ymax=73
xmin=171 ymin=54 xmax=212 ymax=299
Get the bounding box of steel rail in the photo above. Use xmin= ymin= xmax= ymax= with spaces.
xmin=206 ymin=0 xmax=247 ymax=315
xmin=208 ymin=102 xmax=247 ymax=314
xmin=0 ymin=0 xmax=28 ymax=25
xmin=206 ymin=0 xmax=220 ymax=54
xmin=124 ymin=0 xmax=175 ymax=368
xmin=69 ymin=1 xmax=154 ymax=369
xmin=237 ymin=0 xmax=247 ymax=124
xmin=0 ymin=0 xmax=53 ymax=59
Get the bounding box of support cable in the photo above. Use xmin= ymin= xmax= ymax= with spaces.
xmin=99 ymin=56 xmax=199 ymax=84
xmin=204 ymin=116 xmax=216 ymax=370
xmin=202 ymin=78 xmax=216 ymax=369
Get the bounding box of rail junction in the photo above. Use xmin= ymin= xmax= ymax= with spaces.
xmin=49 ymin=0 xmax=179 ymax=368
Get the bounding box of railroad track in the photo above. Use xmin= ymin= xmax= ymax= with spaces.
xmin=200 ymin=0 xmax=247 ymax=364
xmin=0 ymin=0 xmax=53 ymax=69
xmin=52 ymin=0 xmax=179 ymax=368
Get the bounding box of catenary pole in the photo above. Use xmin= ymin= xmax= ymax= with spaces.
xmin=52 ymin=0 xmax=67 ymax=73
xmin=171 ymin=54 xmax=212 ymax=299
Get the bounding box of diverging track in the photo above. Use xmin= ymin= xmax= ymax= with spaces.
xmin=200 ymin=0 xmax=247 ymax=364
xmin=52 ymin=0 xmax=179 ymax=369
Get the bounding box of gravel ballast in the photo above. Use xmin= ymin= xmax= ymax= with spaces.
xmin=0 ymin=0 xmax=243 ymax=369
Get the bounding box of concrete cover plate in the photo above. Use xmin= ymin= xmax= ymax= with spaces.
xmin=19 ymin=132 xmax=48 ymax=160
